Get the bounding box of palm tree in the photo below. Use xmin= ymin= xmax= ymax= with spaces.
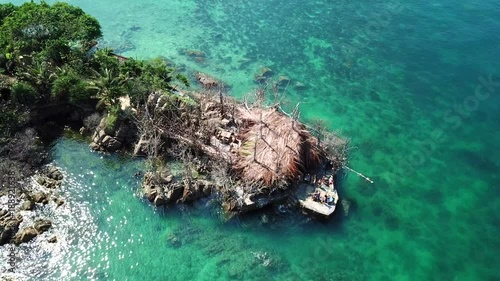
xmin=88 ymin=68 xmax=129 ymax=107
xmin=18 ymin=60 xmax=56 ymax=99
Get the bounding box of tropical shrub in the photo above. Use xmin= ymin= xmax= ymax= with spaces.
xmin=104 ymin=105 xmax=122 ymax=131
xmin=11 ymin=81 xmax=37 ymax=104
xmin=0 ymin=103 xmax=29 ymax=143
xmin=51 ymin=70 xmax=89 ymax=103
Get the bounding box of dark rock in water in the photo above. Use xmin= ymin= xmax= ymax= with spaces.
xmin=0 ymin=211 xmax=23 ymax=245
xmin=20 ymin=199 xmax=35 ymax=211
xmin=184 ymin=49 xmax=206 ymax=58
xmin=45 ymin=166 xmax=63 ymax=181
xmin=14 ymin=227 xmax=38 ymax=244
xmin=31 ymin=191 xmax=49 ymax=204
xmin=167 ymin=233 xmax=181 ymax=248
xmin=34 ymin=219 xmax=52 ymax=233
xmin=0 ymin=225 xmax=13 ymax=245
xmin=278 ymin=75 xmax=291 ymax=87
xmin=129 ymin=25 xmax=141 ymax=32
xmin=197 ymin=180 xmax=213 ymax=197
xmin=52 ymin=196 xmax=65 ymax=207
xmin=36 ymin=166 xmax=64 ymax=189
xmin=36 ymin=176 xmax=47 ymax=186
xmin=196 ymin=72 xmax=220 ymax=89
xmin=145 ymin=188 xmax=158 ymax=203
xmin=258 ymin=67 xmax=274 ymax=78
xmin=202 ymin=185 xmax=212 ymax=197
xmin=48 ymin=236 xmax=57 ymax=243
xmin=37 ymin=176 xmax=60 ymax=189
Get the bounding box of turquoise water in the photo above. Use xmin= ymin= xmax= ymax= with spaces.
xmin=2 ymin=0 xmax=500 ymax=280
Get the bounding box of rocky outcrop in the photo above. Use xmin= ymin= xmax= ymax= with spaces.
xmin=14 ymin=227 xmax=38 ymax=244
xmin=20 ymin=199 xmax=35 ymax=210
xmin=181 ymin=179 xmax=213 ymax=203
xmin=43 ymin=165 xmax=64 ymax=181
xmin=223 ymin=190 xmax=290 ymax=215
xmin=90 ymin=115 xmax=134 ymax=152
xmin=35 ymin=165 xmax=64 ymax=190
xmin=142 ymin=172 xmax=183 ymax=206
xmin=33 ymin=219 xmax=52 ymax=233
xmin=141 ymin=172 xmax=214 ymax=206
xmin=13 ymin=219 xmax=52 ymax=245
xmin=0 ymin=210 xmax=23 ymax=246
xmin=31 ymin=191 xmax=49 ymax=204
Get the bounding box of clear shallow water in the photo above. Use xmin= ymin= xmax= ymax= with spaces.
xmin=1 ymin=0 xmax=500 ymax=280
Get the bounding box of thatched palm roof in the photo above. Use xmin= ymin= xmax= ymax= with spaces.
xmin=234 ymin=107 xmax=324 ymax=186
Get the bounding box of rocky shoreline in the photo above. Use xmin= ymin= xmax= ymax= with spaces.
xmin=0 ymin=165 xmax=64 ymax=246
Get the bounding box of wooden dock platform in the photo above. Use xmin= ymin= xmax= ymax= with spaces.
xmin=296 ymin=181 xmax=339 ymax=217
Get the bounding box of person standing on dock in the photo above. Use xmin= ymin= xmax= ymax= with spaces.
xmin=328 ymin=176 xmax=334 ymax=191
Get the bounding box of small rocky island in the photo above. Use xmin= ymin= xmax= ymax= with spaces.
xmin=0 ymin=2 xmax=356 ymax=252
xmin=89 ymin=71 xmax=349 ymax=218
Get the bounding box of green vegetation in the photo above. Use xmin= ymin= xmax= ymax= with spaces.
xmin=0 ymin=1 xmax=100 ymax=64
xmin=11 ymin=80 xmax=37 ymax=104
xmin=0 ymin=1 xmax=189 ymax=141
xmin=104 ymin=105 xmax=121 ymax=131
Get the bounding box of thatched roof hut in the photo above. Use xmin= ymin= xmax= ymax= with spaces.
xmin=234 ymin=107 xmax=324 ymax=186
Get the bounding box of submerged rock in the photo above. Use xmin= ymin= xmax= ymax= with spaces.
xmin=167 ymin=233 xmax=181 ymax=248
xmin=184 ymin=49 xmax=206 ymax=58
xmin=254 ymin=67 xmax=274 ymax=84
xmin=294 ymin=81 xmax=306 ymax=90
xmin=196 ymin=72 xmax=221 ymax=89
xmin=278 ymin=75 xmax=291 ymax=87
xmin=258 ymin=67 xmax=274 ymax=78
xmin=48 ymin=236 xmax=57 ymax=243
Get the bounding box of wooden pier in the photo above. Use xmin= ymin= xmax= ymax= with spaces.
xmin=296 ymin=179 xmax=339 ymax=217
